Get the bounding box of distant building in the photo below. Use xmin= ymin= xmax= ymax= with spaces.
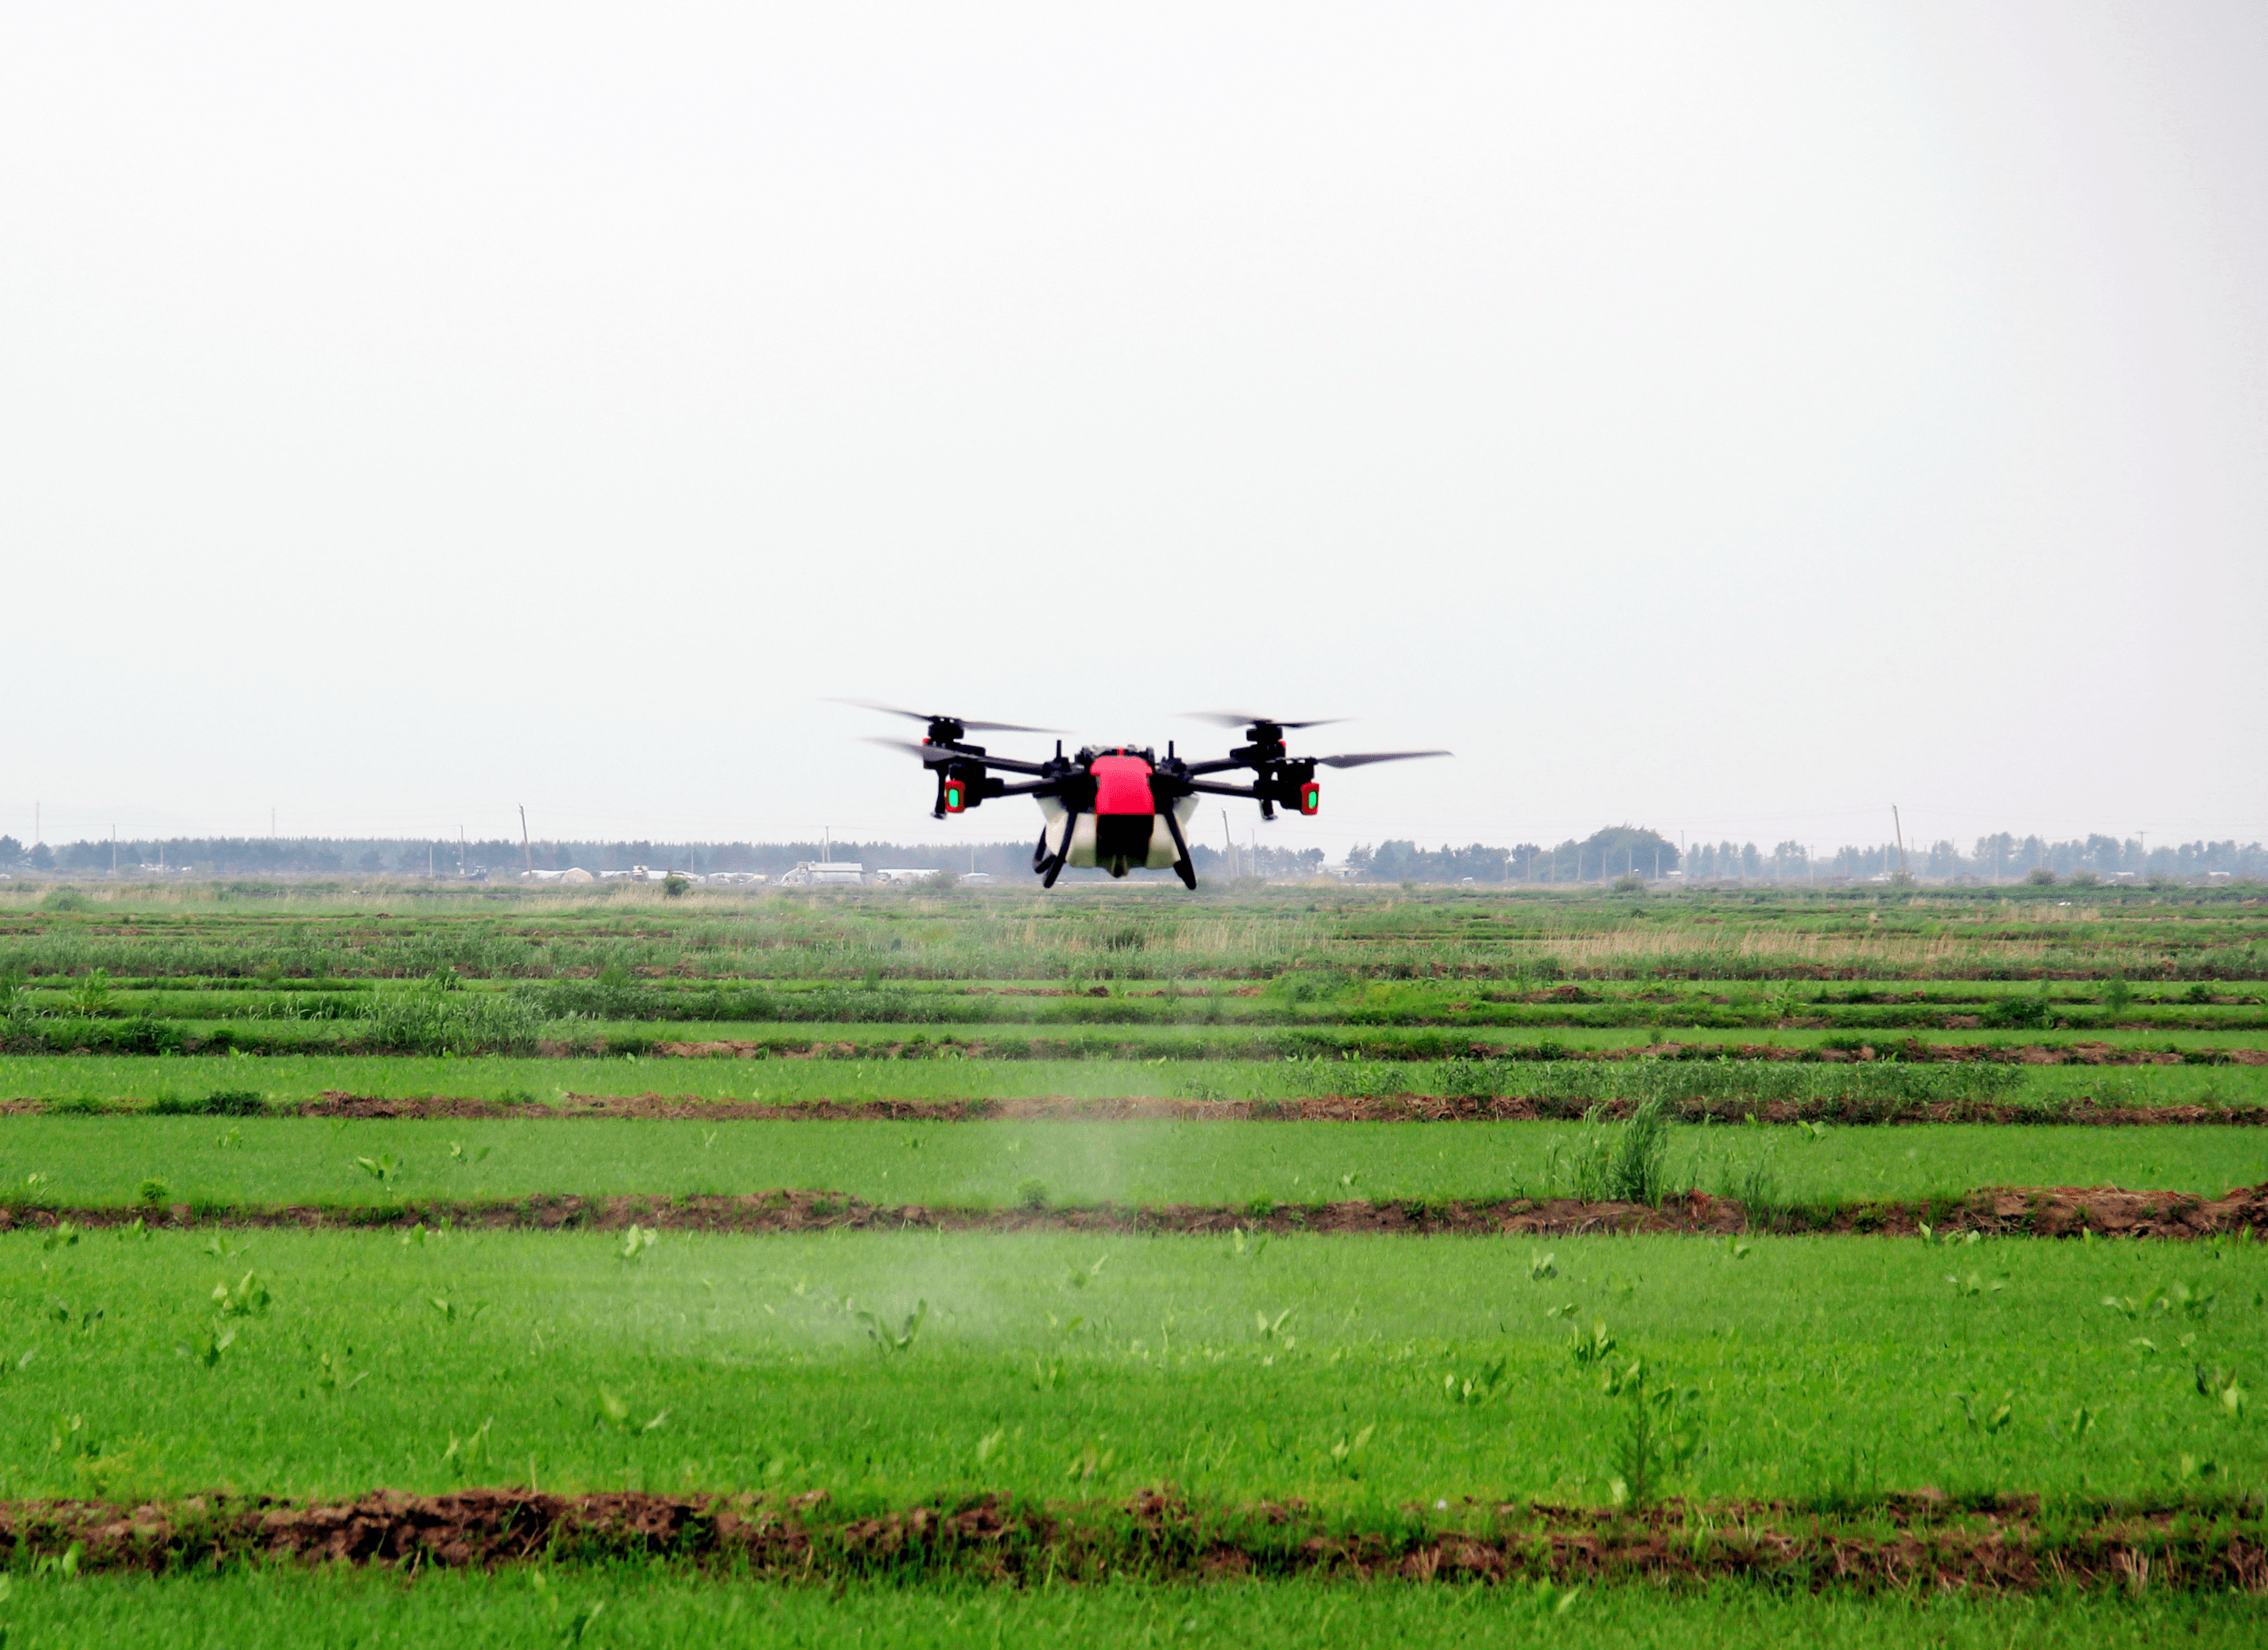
xmin=777 ymin=861 xmax=866 ymax=887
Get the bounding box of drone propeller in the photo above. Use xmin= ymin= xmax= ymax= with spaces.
xmin=857 ymin=735 xmax=961 ymax=764
xmin=831 ymin=697 xmax=1060 ymax=735
xmin=1311 ymin=750 xmax=1453 ymax=769
xmin=1184 ymin=711 xmax=1347 ymax=732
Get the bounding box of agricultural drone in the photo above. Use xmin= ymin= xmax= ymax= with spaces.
xmin=840 ymin=700 xmax=1450 ymax=889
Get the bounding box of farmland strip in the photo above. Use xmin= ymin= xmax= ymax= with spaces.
xmin=6 ymin=1182 xmax=2263 ymax=1239
xmin=1 ymin=1486 xmax=2258 ymax=1591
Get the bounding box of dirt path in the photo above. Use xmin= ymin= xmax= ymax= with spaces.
xmin=278 ymin=1091 xmax=2264 ymax=1125
xmin=5 ymin=1182 xmax=2263 ymax=1240
xmin=1 ymin=1486 xmax=2256 ymax=1591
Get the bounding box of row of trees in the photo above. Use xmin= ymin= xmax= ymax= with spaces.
xmin=1350 ymin=827 xmax=1680 ymax=884
xmin=6 ymin=828 xmax=2264 ymax=884
xmin=0 ymin=834 xmax=1294 ymax=884
xmin=1680 ymin=834 xmax=2268 ymax=883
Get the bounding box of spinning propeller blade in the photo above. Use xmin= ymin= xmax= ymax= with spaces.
xmin=857 ymin=736 xmax=958 ymax=763
xmin=831 ymin=697 xmax=1060 ymax=735
xmin=1184 ymin=711 xmax=1347 ymax=731
xmin=1311 ymin=750 xmax=1453 ymax=769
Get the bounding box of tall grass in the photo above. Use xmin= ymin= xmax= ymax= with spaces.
xmin=365 ymin=981 xmax=545 ymax=1056
xmin=1543 ymin=1098 xmax=1674 ymax=1203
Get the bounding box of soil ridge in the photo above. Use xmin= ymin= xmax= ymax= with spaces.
xmin=0 ymin=1486 xmax=2257 ymax=1591
xmin=4 ymin=1182 xmax=2262 ymax=1241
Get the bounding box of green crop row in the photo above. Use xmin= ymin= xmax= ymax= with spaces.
xmin=9 ymin=1009 xmax=2268 ymax=1065
xmin=2 ymin=1228 xmax=2261 ymax=1510
xmin=5 ymin=1051 xmax=2264 ymax=1113
xmin=2 ymin=1117 xmax=2259 ymax=1211
xmin=11 ymin=974 xmax=2266 ymax=1034
xmin=3 ymin=886 xmax=2265 ymax=987
xmin=9 ymin=1569 xmax=2264 ymax=1647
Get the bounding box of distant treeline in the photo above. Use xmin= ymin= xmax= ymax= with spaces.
xmin=1343 ymin=827 xmax=2265 ymax=884
xmin=1677 ymin=833 xmax=2267 ymax=884
xmin=4 ymin=825 xmax=2261 ymax=884
xmin=0 ymin=834 xmax=1264 ymax=883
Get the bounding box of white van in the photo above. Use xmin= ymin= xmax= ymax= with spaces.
xmin=777 ymin=861 xmax=866 ymax=887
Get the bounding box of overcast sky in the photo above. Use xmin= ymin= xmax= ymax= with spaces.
xmin=4 ymin=3 xmax=2263 ymax=860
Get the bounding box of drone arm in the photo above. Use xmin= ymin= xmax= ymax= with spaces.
xmin=1181 ymin=779 xmax=1264 ymax=799
xmin=939 ymin=750 xmax=1054 ymax=777
xmin=1181 ymin=758 xmax=1258 ymax=776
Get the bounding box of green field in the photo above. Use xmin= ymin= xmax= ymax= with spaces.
xmin=4 ymin=1226 xmax=2263 ymax=1506
xmin=3 ymin=1117 xmax=2261 ymax=1212
xmin=6 ymin=1570 xmax=2263 ymax=1650
xmin=3 ymin=1570 xmax=2261 ymax=1650
xmin=4 ymin=1050 xmax=2264 ymax=1114
xmin=2 ymin=884 xmax=2264 ymax=1636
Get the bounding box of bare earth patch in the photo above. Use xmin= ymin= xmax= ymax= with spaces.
xmin=0 ymin=1486 xmax=2257 ymax=1591
xmin=4 ymin=1182 xmax=2264 ymax=1241
xmin=285 ymin=1090 xmax=2265 ymax=1126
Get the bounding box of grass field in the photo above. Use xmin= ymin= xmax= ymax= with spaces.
xmin=3 ymin=1118 xmax=2262 ymax=1211
xmin=4 ymin=1226 xmax=2263 ymax=1506
xmin=6 ymin=1569 xmax=2264 ymax=1650
xmin=4 ymin=1050 xmax=2265 ymax=1113
xmin=2 ymin=884 xmax=2264 ymax=1636
xmin=3 ymin=1570 xmax=2262 ymax=1650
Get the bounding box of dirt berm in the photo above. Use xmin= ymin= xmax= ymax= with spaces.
xmin=5 ymin=1182 xmax=2264 ymax=1240
xmin=0 ymin=1486 xmax=2257 ymax=1591
xmin=284 ymin=1091 xmax=2265 ymax=1127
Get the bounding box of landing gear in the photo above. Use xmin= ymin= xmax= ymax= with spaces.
xmin=1161 ymin=807 xmax=1199 ymax=890
xmin=1036 ymin=812 xmax=1078 ymax=889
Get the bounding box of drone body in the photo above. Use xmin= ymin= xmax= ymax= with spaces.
xmin=844 ymin=703 xmax=1449 ymax=890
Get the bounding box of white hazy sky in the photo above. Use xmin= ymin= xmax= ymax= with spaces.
xmin=4 ymin=3 xmax=2264 ymax=860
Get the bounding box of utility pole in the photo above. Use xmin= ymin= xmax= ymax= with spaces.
xmin=1221 ymin=811 xmax=1234 ymax=879
xmin=111 ymin=824 xmax=117 ymax=875
xmin=1892 ymin=806 xmax=1909 ymax=879
xmin=520 ymin=805 xmax=532 ymax=876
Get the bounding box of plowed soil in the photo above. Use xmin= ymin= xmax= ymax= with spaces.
xmin=289 ymin=1090 xmax=2264 ymax=1125
xmin=1 ymin=1486 xmax=2257 ymax=1591
xmin=6 ymin=1182 xmax=2264 ymax=1240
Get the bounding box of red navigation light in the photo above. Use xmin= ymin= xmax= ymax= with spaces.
xmin=1299 ymin=782 xmax=1319 ymax=815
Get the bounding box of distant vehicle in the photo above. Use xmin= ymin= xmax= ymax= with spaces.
xmin=705 ymin=871 xmax=768 ymax=886
xmin=872 ymin=868 xmax=942 ymax=888
xmin=957 ymin=872 xmax=996 ymax=886
xmin=777 ymin=861 xmax=866 ymax=887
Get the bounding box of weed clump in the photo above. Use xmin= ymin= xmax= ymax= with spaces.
xmin=1546 ymin=1096 xmax=1673 ymax=1204
xmin=366 ymin=977 xmax=544 ymax=1056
